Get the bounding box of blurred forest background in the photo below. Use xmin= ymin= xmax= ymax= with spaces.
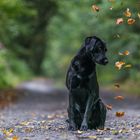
xmin=0 ymin=0 xmax=140 ymax=93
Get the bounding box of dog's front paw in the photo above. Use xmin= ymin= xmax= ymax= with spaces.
xmin=80 ymin=124 xmax=88 ymax=131
xmin=68 ymin=124 xmax=77 ymax=131
xmin=96 ymin=125 xmax=104 ymax=130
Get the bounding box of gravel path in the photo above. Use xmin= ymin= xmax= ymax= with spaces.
xmin=0 ymin=80 xmax=140 ymax=140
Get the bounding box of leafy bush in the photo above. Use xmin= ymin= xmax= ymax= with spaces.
xmin=0 ymin=48 xmax=32 ymax=88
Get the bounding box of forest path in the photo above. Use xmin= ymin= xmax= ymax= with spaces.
xmin=0 ymin=79 xmax=140 ymax=140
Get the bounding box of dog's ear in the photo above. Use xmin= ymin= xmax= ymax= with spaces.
xmin=85 ymin=36 xmax=97 ymax=52
xmin=85 ymin=37 xmax=93 ymax=45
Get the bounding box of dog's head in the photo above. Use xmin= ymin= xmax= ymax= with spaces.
xmin=85 ymin=36 xmax=108 ymax=65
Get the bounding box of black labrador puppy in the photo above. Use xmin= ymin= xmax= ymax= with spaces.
xmin=66 ymin=36 xmax=108 ymax=131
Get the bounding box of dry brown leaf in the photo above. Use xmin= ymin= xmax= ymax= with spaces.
xmin=92 ymin=5 xmax=100 ymax=12
xmin=118 ymin=50 xmax=130 ymax=56
xmin=114 ymin=83 xmax=120 ymax=88
xmin=116 ymin=18 xmax=123 ymax=25
xmin=127 ymin=18 xmax=135 ymax=25
xmin=115 ymin=61 xmax=125 ymax=70
xmin=106 ymin=104 xmax=112 ymax=110
xmin=124 ymin=8 xmax=131 ymax=17
xmin=116 ymin=112 xmax=125 ymax=117
xmin=114 ymin=96 xmax=124 ymax=100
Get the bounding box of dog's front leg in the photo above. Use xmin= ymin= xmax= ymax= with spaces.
xmin=68 ymin=92 xmax=77 ymax=131
xmin=80 ymin=94 xmax=94 ymax=131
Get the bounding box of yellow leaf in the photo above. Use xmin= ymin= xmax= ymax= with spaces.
xmin=77 ymin=130 xmax=83 ymax=134
xmin=124 ymin=64 xmax=132 ymax=68
xmin=138 ymin=13 xmax=140 ymax=19
xmin=127 ymin=18 xmax=135 ymax=25
xmin=12 ymin=136 xmax=19 ymax=140
xmin=92 ymin=5 xmax=100 ymax=12
xmin=116 ymin=18 xmax=123 ymax=25
xmin=124 ymin=8 xmax=131 ymax=17
xmin=115 ymin=61 xmax=125 ymax=70
xmin=88 ymin=135 xmax=97 ymax=139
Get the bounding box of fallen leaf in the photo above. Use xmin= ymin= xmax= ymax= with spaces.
xmin=116 ymin=18 xmax=123 ymax=25
xmin=20 ymin=121 xmax=30 ymax=126
xmin=25 ymin=128 xmax=33 ymax=133
xmin=116 ymin=112 xmax=125 ymax=117
xmin=127 ymin=18 xmax=135 ymax=25
xmin=115 ymin=61 xmax=125 ymax=70
xmin=92 ymin=5 xmax=100 ymax=12
xmin=118 ymin=50 xmax=130 ymax=56
xmin=88 ymin=135 xmax=97 ymax=139
xmin=106 ymin=104 xmax=112 ymax=110
xmin=114 ymin=83 xmax=120 ymax=88
xmin=77 ymin=130 xmax=83 ymax=134
xmin=135 ymin=125 xmax=140 ymax=129
xmin=114 ymin=96 xmax=124 ymax=100
xmin=124 ymin=8 xmax=131 ymax=17
xmin=124 ymin=64 xmax=132 ymax=68
xmin=12 ymin=136 xmax=19 ymax=140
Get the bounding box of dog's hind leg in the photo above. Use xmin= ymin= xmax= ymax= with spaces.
xmin=90 ymin=99 xmax=107 ymax=130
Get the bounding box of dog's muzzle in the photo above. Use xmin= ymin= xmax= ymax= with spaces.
xmin=101 ymin=58 xmax=108 ymax=65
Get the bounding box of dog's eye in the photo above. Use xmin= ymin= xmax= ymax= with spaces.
xmin=95 ymin=48 xmax=100 ymax=53
xmin=105 ymin=48 xmax=107 ymax=52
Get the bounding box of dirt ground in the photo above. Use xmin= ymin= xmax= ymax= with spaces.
xmin=0 ymin=80 xmax=140 ymax=140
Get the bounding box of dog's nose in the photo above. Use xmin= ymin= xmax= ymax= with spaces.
xmin=103 ymin=58 xmax=108 ymax=64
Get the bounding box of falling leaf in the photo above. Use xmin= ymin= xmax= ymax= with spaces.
xmin=127 ymin=18 xmax=135 ymax=25
xmin=114 ymin=96 xmax=124 ymax=100
xmin=109 ymin=7 xmax=113 ymax=10
xmin=114 ymin=83 xmax=120 ymax=88
xmin=118 ymin=50 xmax=130 ymax=56
xmin=124 ymin=8 xmax=131 ymax=17
xmin=108 ymin=0 xmax=115 ymax=2
xmin=116 ymin=34 xmax=120 ymax=38
xmin=115 ymin=61 xmax=125 ymax=70
xmin=116 ymin=112 xmax=125 ymax=117
xmin=92 ymin=5 xmax=100 ymax=12
xmin=138 ymin=13 xmax=140 ymax=19
xmin=106 ymin=104 xmax=112 ymax=110
xmin=116 ymin=18 xmax=123 ymax=25
xmin=124 ymin=64 xmax=132 ymax=68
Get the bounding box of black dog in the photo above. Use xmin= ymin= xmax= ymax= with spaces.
xmin=66 ymin=36 xmax=108 ymax=131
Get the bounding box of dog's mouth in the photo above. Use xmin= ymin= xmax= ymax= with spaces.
xmin=96 ymin=58 xmax=108 ymax=65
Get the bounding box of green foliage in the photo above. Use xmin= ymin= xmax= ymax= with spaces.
xmin=0 ymin=0 xmax=140 ymax=88
xmin=0 ymin=49 xmax=32 ymax=88
xmin=44 ymin=0 xmax=140 ymax=85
